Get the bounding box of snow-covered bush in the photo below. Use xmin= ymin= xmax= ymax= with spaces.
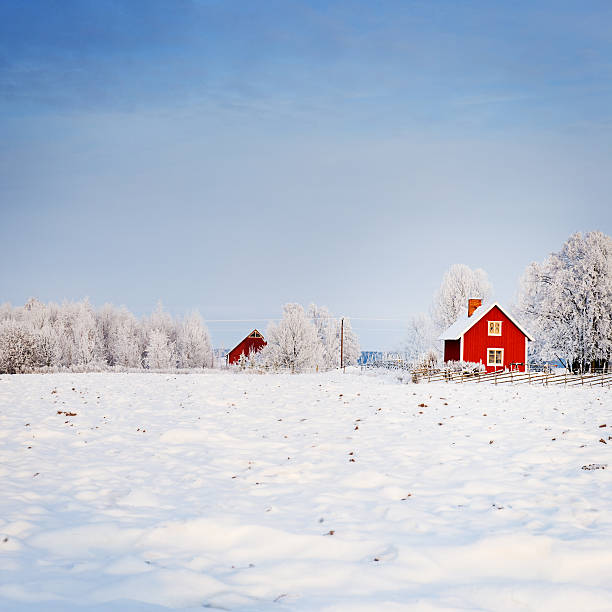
xmin=443 ymin=360 xmax=486 ymax=374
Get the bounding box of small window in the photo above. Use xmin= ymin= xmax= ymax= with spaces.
xmin=487 ymin=348 xmax=503 ymax=366
xmin=488 ymin=321 xmax=502 ymax=336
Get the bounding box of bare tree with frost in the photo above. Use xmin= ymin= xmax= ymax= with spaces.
xmin=307 ymin=304 xmax=360 ymax=368
xmin=0 ymin=321 xmax=37 ymax=373
xmin=404 ymin=312 xmax=437 ymax=363
xmin=403 ymin=265 xmax=492 ymax=359
xmin=0 ymin=298 xmax=216 ymax=372
xmin=34 ymin=324 xmax=62 ymax=367
xmin=71 ymin=300 xmax=103 ymax=366
xmin=261 ymin=303 xmax=323 ymax=372
xmin=145 ymin=328 xmax=175 ymax=369
xmin=339 ymin=316 xmax=360 ymax=366
xmin=109 ymin=309 xmax=143 ymax=368
xmin=518 ymin=231 xmax=612 ymax=371
xmin=308 ymin=304 xmax=339 ymax=369
xmin=176 ymin=311 xmax=212 ymax=368
xmin=432 ymin=264 xmax=492 ymax=332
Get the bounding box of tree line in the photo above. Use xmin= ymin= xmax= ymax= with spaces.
xmin=0 ymin=299 xmax=213 ymax=374
xmin=0 ymin=299 xmax=360 ymax=374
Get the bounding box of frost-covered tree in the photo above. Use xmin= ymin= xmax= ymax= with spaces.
xmin=0 ymin=321 xmax=37 ymax=373
xmin=339 ymin=317 xmax=360 ymax=366
xmin=0 ymin=298 xmax=214 ymax=372
xmin=308 ymin=304 xmax=339 ymax=369
xmin=404 ymin=265 xmax=492 ymax=360
xmin=262 ymin=303 xmax=323 ymax=372
xmin=176 ymin=311 xmax=212 ymax=368
xmin=432 ymin=264 xmax=492 ymax=331
xmin=518 ymin=231 xmax=612 ymax=371
xmin=307 ymin=304 xmax=360 ymax=368
xmin=96 ymin=303 xmax=118 ymax=365
xmin=34 ymin=324 xmax=62 ymax=367
xmin=145 ymin=328 xmax=175 ymax=369
xmin=71 ymin=300 xmax=103 ymax=366
xmin=147 ymin=302 xmax=177 ymax=345
xmin=109 ymin=310 xmax=143 ymax=368
xmin=403 ymin=312 xmax=437 ymax=362
xmin=23 ymin=297 xmax=49 ymax=329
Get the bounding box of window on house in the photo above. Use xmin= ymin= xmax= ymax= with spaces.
xmin=487 ymin=349 xmax=503 ymax=366
xmin=249 ymin=330 xmax=262 ymax=338
xmin=488 ymin=321 xmax=502 ymax=336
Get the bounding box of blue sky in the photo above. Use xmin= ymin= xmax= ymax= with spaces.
xmin=1 ymin=0 xmax=611 ymax=349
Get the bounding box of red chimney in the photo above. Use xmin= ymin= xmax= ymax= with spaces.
xmin=468 ymin=298 xmax=482 ymax=317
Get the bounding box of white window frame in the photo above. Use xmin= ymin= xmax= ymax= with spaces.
xmin=487 ymin=348 xmax=504 ymax=366
xmin=488 ymin=321 xmax=502 ymax=336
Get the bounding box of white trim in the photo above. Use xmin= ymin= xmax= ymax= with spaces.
xmin=525 ymin=336 xmax=528 ymax=369
xmin=439 ymin=301 xmax=535 ymax=341
xmin=460 ymin=335 xmax=464 ymax=361
xmin=488 ymin=321 xmax=502 ymax=336
xmin=487 ymin=348 xmax=504 ymax=367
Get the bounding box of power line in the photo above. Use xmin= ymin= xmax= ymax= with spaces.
xmin=205 ymin=317 xmax=407 ymax=323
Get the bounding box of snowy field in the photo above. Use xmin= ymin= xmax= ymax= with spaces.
xmin=1 ymin=371 xmax=611 ymax=612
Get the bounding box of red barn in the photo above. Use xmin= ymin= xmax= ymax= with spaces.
xmin=439 ymin=299 xmax=534 ymax=372
xmin=227 ymin=329 xmax=266 ymax=365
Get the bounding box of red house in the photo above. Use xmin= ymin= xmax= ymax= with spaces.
xmin=439 ymin=299 xmax=534 ymax=372
xmin=227 ymin=329 xmax=266 ymax=365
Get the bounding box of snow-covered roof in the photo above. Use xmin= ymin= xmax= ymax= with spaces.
xmin=438 ymin=302 xmax=534 ymax=341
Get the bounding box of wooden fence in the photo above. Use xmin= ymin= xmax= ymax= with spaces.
xmin=408 ymin=368 xmax=612 ymax=387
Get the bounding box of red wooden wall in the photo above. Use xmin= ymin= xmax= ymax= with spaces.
xmin=228 ymin=336 xmax=266 ymax=364
xmin=444 ymin=339 xmax=461 ymax=362
xmin=462 ymin=305 xmax=527 ymax=371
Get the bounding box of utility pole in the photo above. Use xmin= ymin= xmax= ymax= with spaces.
xmin=340 ymin=317 xmax=344 ymax=371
